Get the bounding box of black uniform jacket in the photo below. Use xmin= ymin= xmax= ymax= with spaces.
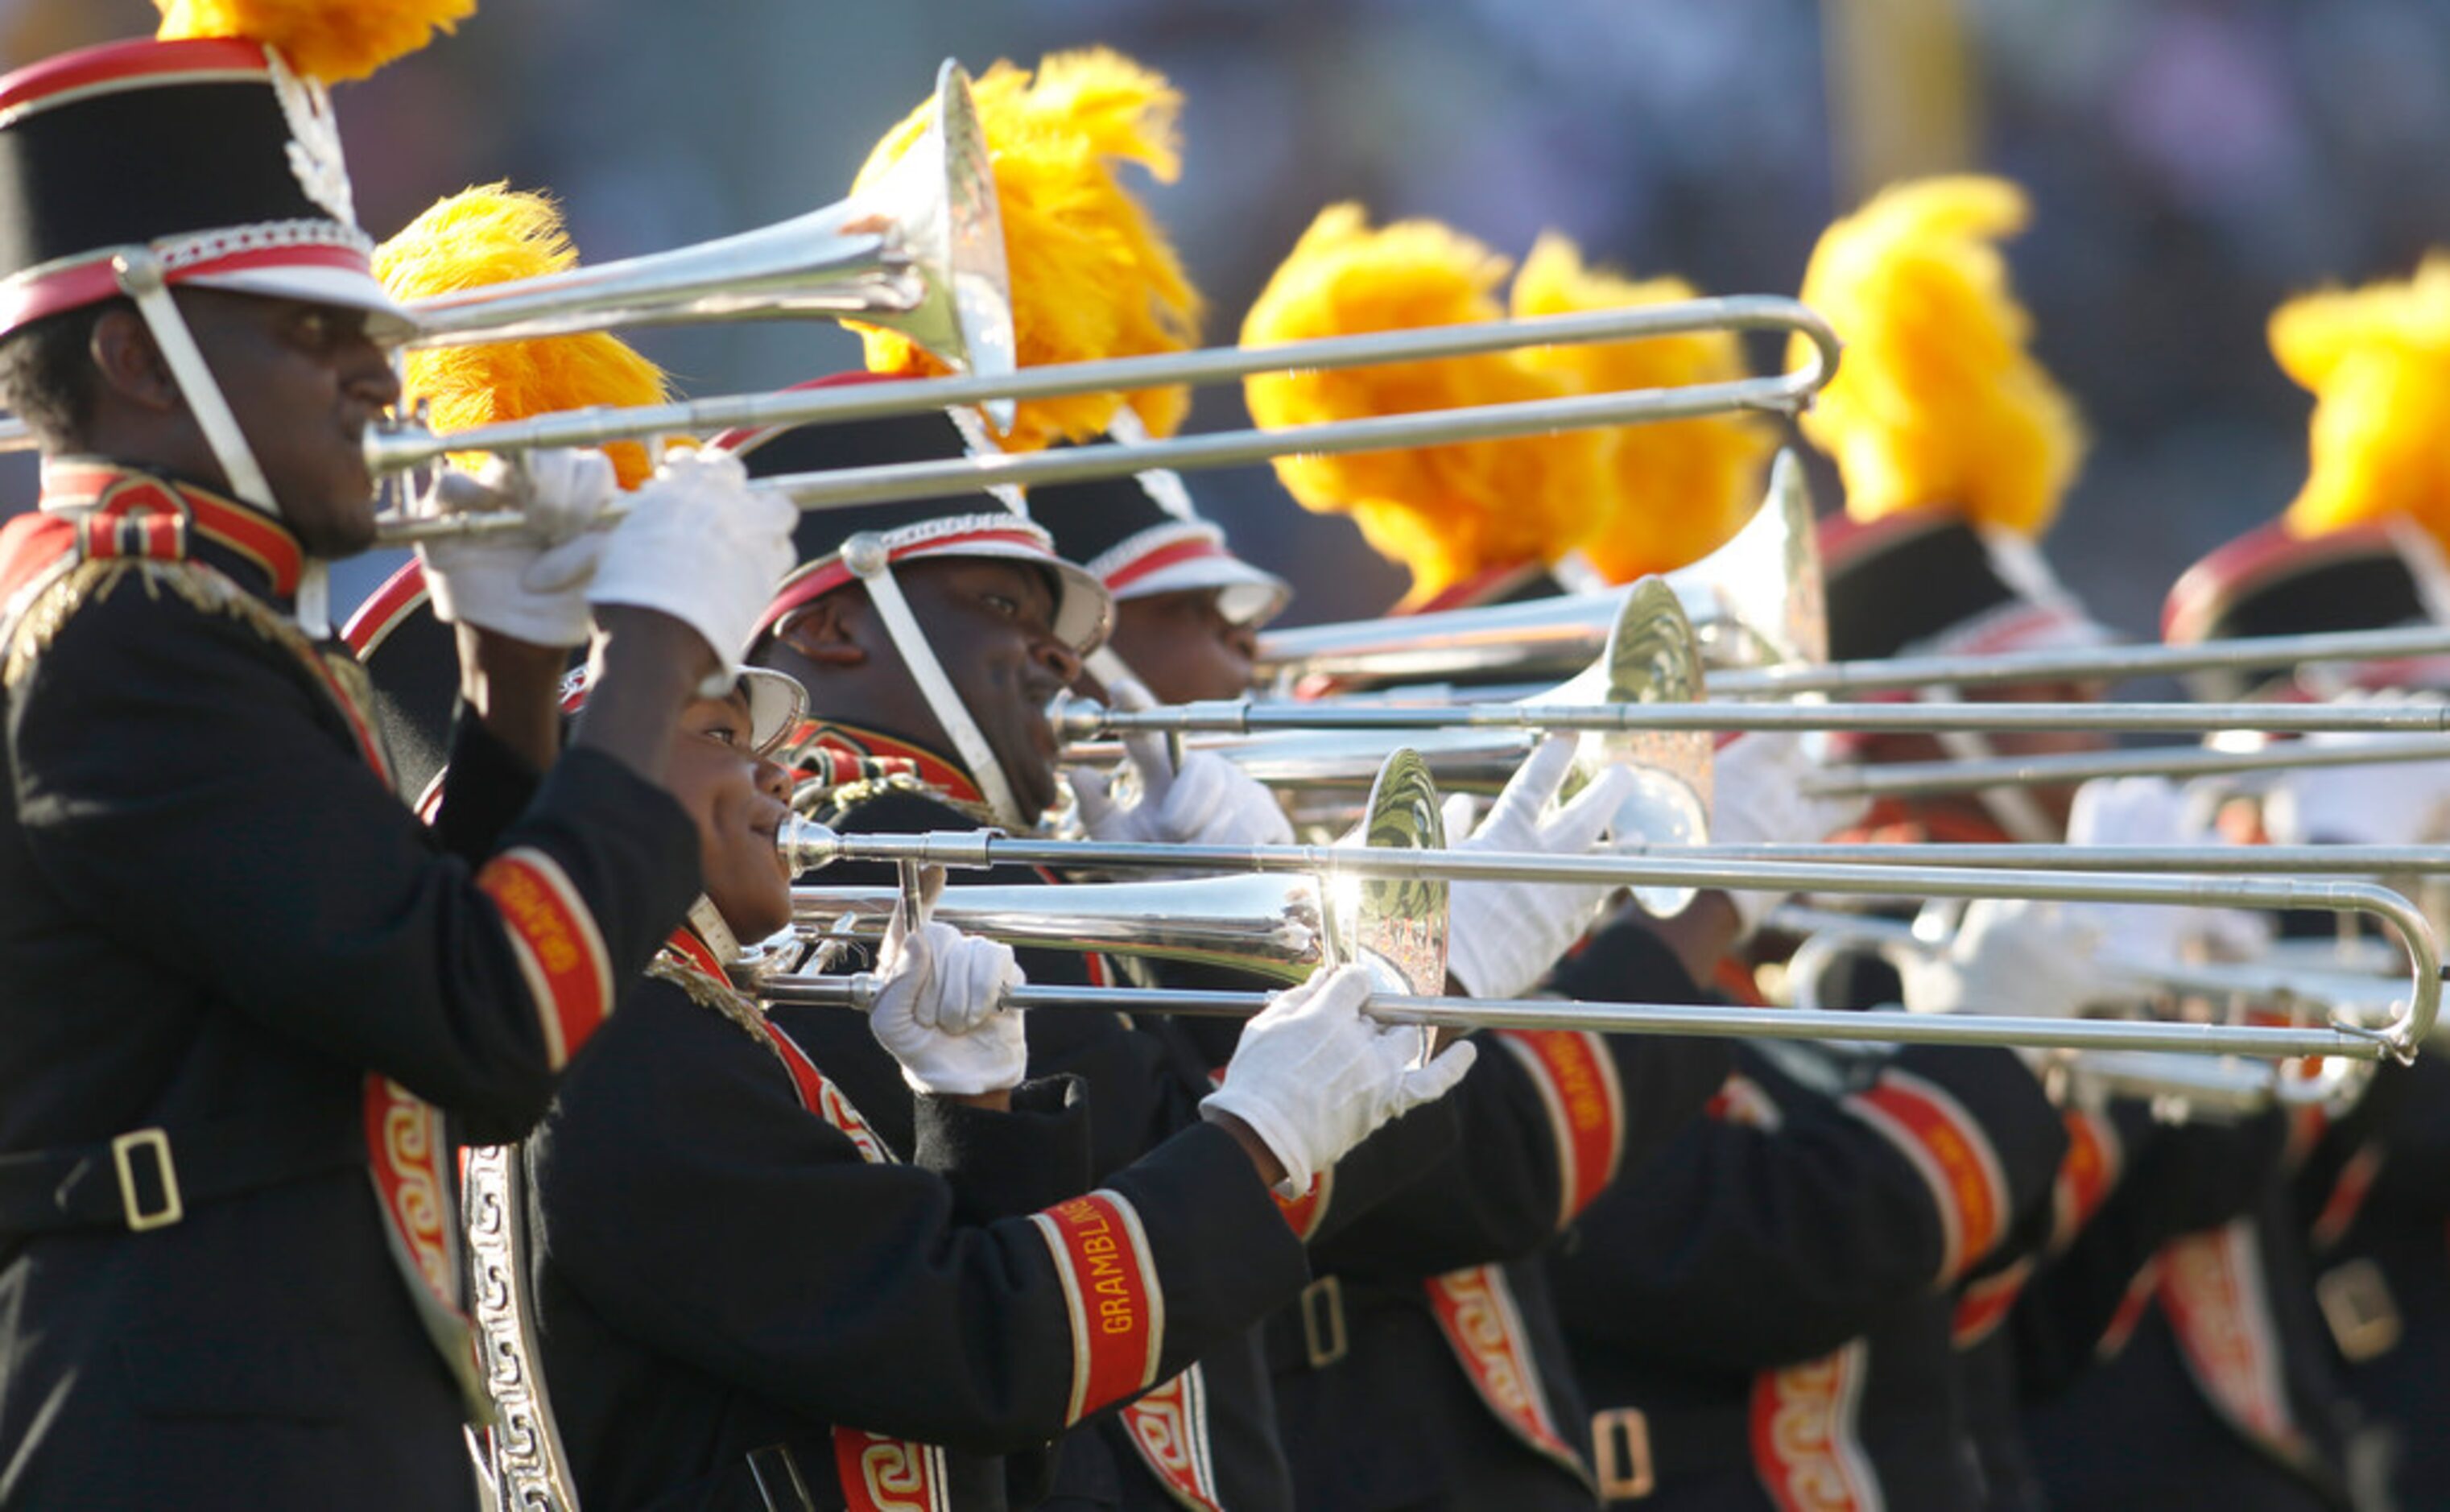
xmin=1549 ymin=1034 xmax=2067 ymax=1512
xmin=1265 ymin=917 xmax=1737 ymax=1512
xmin=2017 ymin=1105 xmax=2351 ymax=1511
xmin=739 ymin=758 xmax=1341 ymax=1512
xmin=0 ymin=464 xmax=698 ymax=1510
xmin=529 ymin=948 xmax=1312 ymax=1510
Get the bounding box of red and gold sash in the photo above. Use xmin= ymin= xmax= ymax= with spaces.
xmin=1118 ymin=1365 xmax=1226 ymax=1512
xmin=2157 ymin=1220 xmax=2312 ymax=1470
xmin=1423 ymin=1263 xmax=1593 ymax=1489
xmin=1750 ymin=1340 xmax=1882 ymax=1512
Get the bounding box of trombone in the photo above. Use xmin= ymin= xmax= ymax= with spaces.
xmin=1766 ymin=904 xmax=2390 ymax=1117
xmin=367 ymin=295 xmax=1843 ymax=544
xmin=1799 ymin=734 xmax=2450 ymax=801
xmin=1254 ymin=448 xmax=1826 ymax=688
xmin=785 ymin=743 xmax=1451 ymax=994
xmin=767 ymin=754 xmax=2442 ymax=1063
xmin=0 ymin=57 xmax=1017 ymax=465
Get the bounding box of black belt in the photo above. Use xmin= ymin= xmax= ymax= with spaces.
xmin=0 ymin=1116 xmax=365 ymax=1235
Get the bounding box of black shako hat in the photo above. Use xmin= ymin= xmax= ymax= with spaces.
xmin=729 ymin=374 xmax=1109 ymax=654
xmin=0 ymin=36 xmax=409 ymax=341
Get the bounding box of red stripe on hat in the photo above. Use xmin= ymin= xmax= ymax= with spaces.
xmin=1103 ymin=535 xmax=1230 ymax=593
xmin=0 ymin=241 xmax=374 ymax=336
xmin=0 ymin=36 xmax=268 ymax=118
xmin=758 ymin=527 xmax=1058 ymax=637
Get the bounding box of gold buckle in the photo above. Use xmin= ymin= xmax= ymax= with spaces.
xmin=1299 ymin=1275 xmax=1348 ymax=1369
xmin=2316 ymin=1258 xmax=2402 ymax=1363
xmin=1593 ymin=1407 xmax=1655 ymax=1501
xmin=109 ymin=1127 xmax=183 ymax=1233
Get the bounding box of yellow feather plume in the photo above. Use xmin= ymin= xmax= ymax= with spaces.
xmin=2272 ymin=254 xmax=2450 ymax=547
xmin=1790 ymin=176 xmax=2085 ymax=537
xmin=373 ymin=185 xmax=671 ymax=490
xmin=853 ymin=48 xmax=1200 ymax=453
xmin=1511 ymin=233 xmax=1776 ymax=580
xmin=1242 ymin=205 xmax=1607 ymax=608
xmin=155 ymin=0 xmax=473 ymax=85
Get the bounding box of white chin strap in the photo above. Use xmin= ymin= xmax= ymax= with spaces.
xmin=685 ymin=894 xmax=742 ymax=966
xmin=842 ymin=534 xmax=1028 ymax=828
xmin=113 ymin=250 xmax=329 ymax=637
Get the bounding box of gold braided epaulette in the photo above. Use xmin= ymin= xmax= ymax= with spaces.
xmin=4 ymin=556 xmax=310 ymax=689
xmin=818 ymin=771 xmax=1003 ymax=831
xmin=646 ymin=954 xmax=771 ymax=1043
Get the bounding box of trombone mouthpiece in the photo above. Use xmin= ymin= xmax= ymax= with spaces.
xmin=777 ymin=815 xmax=845 ymax=875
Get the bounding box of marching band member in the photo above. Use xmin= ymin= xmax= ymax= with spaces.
xmin=2027 ymin=262 xmax=2450 ymax=1512
xmin=1542 ymin=178 xmax=2117 ymax=1511
xmin=0 ymin=9 xmax=793 ymax=1507
xmin=522 ymin=661 xmax=1471 ymax=1510
xmin=1232 ymin=207 xmax=1760 ymax=1510
xmin=727 ymin=394 xmax=1481 ymax=1511
xmin=1755 ymin=177 xmax=2320 ymax=1512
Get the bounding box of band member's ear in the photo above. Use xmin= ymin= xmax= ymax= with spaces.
xmin=774 ymin=596 xmax=869 ymax=669
xmin=89 ymin=306 xmax=180 ymax=414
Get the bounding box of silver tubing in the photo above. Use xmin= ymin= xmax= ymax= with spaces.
xmin=367 ymin=296 xmax=1839 ymax=543
xmin=1709 ymin=624 xmax=2450 ymax=696
xmin=757 ymin=973 xmax=2386 ymax=1060
xmin=776 ymin=819 xmax=2440 ymax=1060
xmin=1631 ymin=842 xmax=2450 ymax=874
xmin=1056 ymin=698 xmax=2450 ymax=738
xmin=1800 ymin=736 xmax=2450 ymax=799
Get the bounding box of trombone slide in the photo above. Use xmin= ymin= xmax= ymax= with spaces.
xmin=756 ymin=973 xmax=2391 ymax=1060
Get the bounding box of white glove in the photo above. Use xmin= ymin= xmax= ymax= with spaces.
xmin=2264 ymin=693 xmax=2450 ymax=845
xmin=2066 ymin=777 xmax=2270 ymax=965
xmin=1443 ymin=736 xmax=1637 ymax=999
xmin=588 ymin=448 xmax=796 ymax=682
xmin=1900 ymin=896 xmax=2113 ymax=1019
xmin=1708 ymin=730 xmax=1871 ymax=936
xmin=416 ymin=449 xmax=618 ymax=647
xmin=1070 ymin=697 xmax=1295 ymax=850
xmin=1200 ymin=963 xmax=1477 ymax=1193
xmin=867 ymin=909 xmax=1027 ymax=1097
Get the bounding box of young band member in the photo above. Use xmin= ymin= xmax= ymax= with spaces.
xmin=0 ymin=18 xmax=791 ymax=1510
xmin=517 ymin=658 xmax=1469 ymax=1509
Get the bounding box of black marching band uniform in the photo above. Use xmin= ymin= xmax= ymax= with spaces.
xmin=0 ymin=36 xmax=701 ymax=1510
xmin=1031 ymin=469 xmax=1741 ymax=1512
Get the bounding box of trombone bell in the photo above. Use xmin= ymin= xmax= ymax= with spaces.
xmin=779 ymin=747 xmax=1452 ymax=996
xmin=398 ymin=60 xmax=1014 ymax=400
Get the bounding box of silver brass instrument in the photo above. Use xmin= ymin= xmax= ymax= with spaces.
xmin=406 ymin=60 xmax=1012 ymax=386
xmin=1767 ymin=904 xmax=2388 ymax=1118
xmin=1070 ymin=578 xmax=1714 ymax=917
xmin=775 ymin=747 xmax=1452 ymax=1008
xmin=770 ymin=750 xmax=2442 ymax=1062
xmin=367 ymin=294 xmax=1842 ymax=543
xmin=1251 ymin=447 xmax=1825 ymax=690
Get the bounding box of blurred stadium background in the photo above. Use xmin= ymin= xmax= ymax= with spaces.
xmin=8 ymin=0 xmax=2450 ymax=631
